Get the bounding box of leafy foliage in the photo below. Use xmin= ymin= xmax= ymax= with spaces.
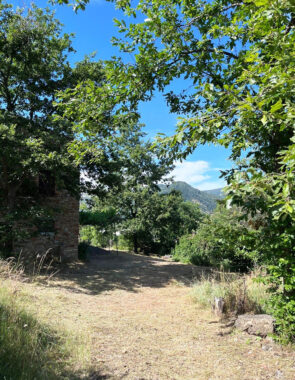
xmin=79 ymin=197 xmax=119 ymax=248
xmin=120 ymin=190 xmax=203 ymax=255
xmin=173 ymin=206 xmax=255 ymax=272
xmin=227 ymin=150 xmax=295 ymax=342
xmin=99 ymin=133 xmax=174 ymax=254
xmin=0 ymin=3 xmax=77 ymax=253
xmin=0 ymin=4 xmax=143 ymax=256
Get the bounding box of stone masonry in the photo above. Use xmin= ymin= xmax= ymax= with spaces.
xmin=16 ymin=190 xmax=79 ymax=262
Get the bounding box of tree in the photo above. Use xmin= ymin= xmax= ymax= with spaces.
xmin=106 ymin=134 xmax=173 ymax=253
xmin=107 ymin=0 xmax=295 ymax=342
xmin=85 ymin=189 xmax=203 ymax=255
xmin=55 ymin=55 xmax=140 ymax=198
xmin=0 ymin=3 xmax=141 ymax=256
xmin=133 ymin=190 xmax=203 ymax=255
xmin=0 ymin=3 xmax=77 ymax=253
xmin=84 ymin=131 xmax=203 ymax=255
xmin=79 ymin=197 xmax=118 ymax=248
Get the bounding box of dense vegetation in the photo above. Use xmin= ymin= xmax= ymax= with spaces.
xmin=80 ymin=182 xmax=203 ymax=255
xmin=0 ymin=3 xmax=143 ymax=255
xmin=173 ymin=206 xmax=254 ymax=272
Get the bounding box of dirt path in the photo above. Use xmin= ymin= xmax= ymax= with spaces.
xmin=24 ymin=249 xmax=295 ymax=379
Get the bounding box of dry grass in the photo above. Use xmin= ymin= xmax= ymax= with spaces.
xmin=1 ymin=250 xmax=294 ymax=379
xmin=191 ymin=273 xmax=271 ymax=315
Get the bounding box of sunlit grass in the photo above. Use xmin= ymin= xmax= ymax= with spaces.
xmin=191 ymin=272 xmax=271 ymax=315
xmin=0 ymin=259 xmax=93 ymax=379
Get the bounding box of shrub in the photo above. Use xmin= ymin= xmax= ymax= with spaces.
xmin=173 ymin=234 xmax=211 ymax=266
xmin=116 ymin=235 xmax=132 ymax=251
xmin=173 ymin=206 xmax=255 ymax=272
xmin=80 ymin=225 xmax=112 ymax=248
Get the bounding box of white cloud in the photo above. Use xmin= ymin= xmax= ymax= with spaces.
xmin=170 ymin=160 xmax=211 ymax=185
xmin=169 ymin=160 xmax=226 ymax=190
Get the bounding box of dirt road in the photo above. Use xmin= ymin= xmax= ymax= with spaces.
xmin=23 ymin=248 xmax=295 ymax=379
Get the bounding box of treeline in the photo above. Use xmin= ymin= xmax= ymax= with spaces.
xmin=80 ymin=195 xmax=255 ymax=274
xmin=79 ymin=135 xmax=203 ymax=255
xmin=80 ymin=192 xmax=203 ymax=255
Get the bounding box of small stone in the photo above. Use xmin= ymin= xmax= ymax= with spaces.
xmin=262 ymin=345 xmax=272 ymax=351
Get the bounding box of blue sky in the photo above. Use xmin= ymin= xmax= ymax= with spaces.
xmin=11 ymin=0 xmax=233 ymax=190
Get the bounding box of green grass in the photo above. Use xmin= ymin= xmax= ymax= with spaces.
xmin=0 ymin=255 xmax=94 ymax=380
xmin=191 ymin=274 xmax=271 ymax=315
xmin=0 ymin=284 xmax=75 ymax=380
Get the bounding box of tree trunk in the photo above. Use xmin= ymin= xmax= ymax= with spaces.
xmin=133 ymin=234 xmax=138 ymax=254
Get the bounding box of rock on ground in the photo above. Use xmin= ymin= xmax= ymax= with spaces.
xmin=235 ymin=314 xmax=275 ymax=337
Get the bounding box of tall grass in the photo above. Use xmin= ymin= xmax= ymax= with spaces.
xmin=191 ymin=273 xmax=271 ymax=315
xmin=0 ymin=285 xmax=72 ymax=379
xmin=0 ymin=259 xmax=92 ymax=379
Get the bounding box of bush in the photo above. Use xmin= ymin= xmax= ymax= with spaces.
xmin=173 ymin=234 xmax=211 ymax=266
xmin=116 ymin=235 xmax=132 ymax=251
xmin=173 ymin=206 xmax=255 ymax=272
xmin=80 ymin=225 xmax=113 ymax=248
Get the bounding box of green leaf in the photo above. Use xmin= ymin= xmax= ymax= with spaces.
xmin=261 ymin=114 xmax=267 ymax=125
xmin=271 ymin=99 xmax=283 ymax=113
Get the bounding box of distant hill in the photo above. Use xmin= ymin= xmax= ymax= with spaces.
xmin=204 ymin=188 xmax=224 ymax=199
xmin=159 ymin=181 xmax=223 ymax=213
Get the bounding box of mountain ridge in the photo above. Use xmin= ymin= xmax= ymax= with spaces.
xmin=159 ymin=181 xmax=224 ymax=213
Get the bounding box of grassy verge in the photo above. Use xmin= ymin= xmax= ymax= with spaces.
xmin=191 ymin=273 xmax=271 ymax=315
xmin=0 ymin=260 xmax=93 ymax=379
xmin=0 ymin=285 xmax=70 ymax=379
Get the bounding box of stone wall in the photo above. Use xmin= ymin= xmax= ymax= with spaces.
xmin=16 ymin=190 xmax=79 ymax=262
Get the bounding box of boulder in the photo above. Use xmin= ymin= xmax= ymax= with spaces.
xmin=235 ymin=314 xmax=275 ymax=337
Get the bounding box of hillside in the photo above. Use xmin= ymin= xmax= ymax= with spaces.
xmin=159 ymin=181 xmax=222 ymax=213
xmin=204 ymin=187 xmax=225 ymax=199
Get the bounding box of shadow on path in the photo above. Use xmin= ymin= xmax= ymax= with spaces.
xmin=51 ymin=247 xmax=207 ymax=296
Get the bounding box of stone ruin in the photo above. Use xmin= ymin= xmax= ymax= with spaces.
xmin=13 ymin=172 xmax=79 ymax=262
